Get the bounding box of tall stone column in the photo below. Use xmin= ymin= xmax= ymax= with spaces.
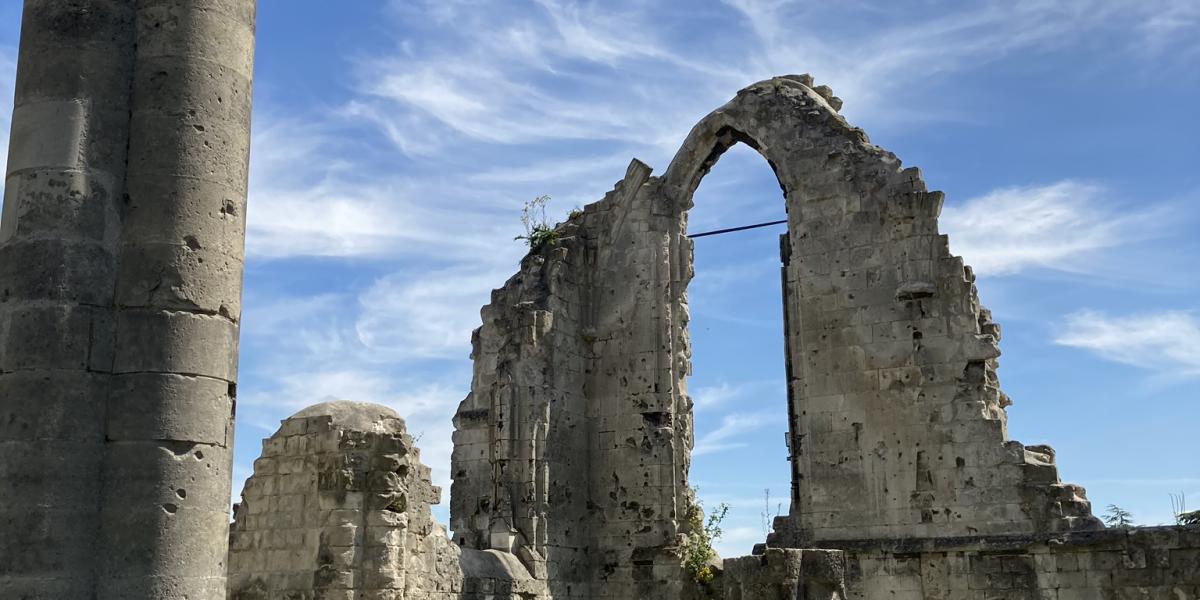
xmin=98 ymin=1 xmax=256 ymax=598
xmin=0 ymin=2 xmax=136 ymax=597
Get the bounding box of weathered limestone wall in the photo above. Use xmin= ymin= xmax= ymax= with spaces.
xmin=229 ymin=401 xmax=549 ymax=600
xmin=722 ymin=549 xmax=847 ymax=600
xmin=450 ymin=75 xmax=1101 ymax=599
xmin=0 ymin=1 xmax=256 ymax=598
xmin=449 ymin=75 xmax=1138 ymax=598
xmin=659 ymin=76 xmax=1100 ymax=545
xmin=452 ymin=159 xmax=695 ymax=599
xmin=832 ymin=527 xmax=1200 ymax=599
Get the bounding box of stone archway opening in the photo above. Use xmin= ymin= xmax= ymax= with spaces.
xmin=683 ymin=141 xmax=793 ymax=558
xmin=449 ymin=75 xmax=1110 ymax=598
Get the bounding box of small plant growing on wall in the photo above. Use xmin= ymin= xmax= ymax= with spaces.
xmin=678 ymin=487 xmax=729 ymax=585
xmin=1171 ymin=492 xmax=1200 ymax=527
xmin=761 ymin=488 xmax=782 ymax=538
xmin=515 ymin=194 xmax=559 ymax=251
xmin=1102 ymin=504 xmax=1135 ymax=529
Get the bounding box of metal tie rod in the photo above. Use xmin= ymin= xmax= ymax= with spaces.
xmin=687 ymin=219 xmax=787 ymax=239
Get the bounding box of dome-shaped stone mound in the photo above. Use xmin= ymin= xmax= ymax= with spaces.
xmin=286 ymin=400 xmax=406 ymax=434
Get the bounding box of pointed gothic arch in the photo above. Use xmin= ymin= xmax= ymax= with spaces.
xmin=451 ymin=75 xmax=1100 ymax=598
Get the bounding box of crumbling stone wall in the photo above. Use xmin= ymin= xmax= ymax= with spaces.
xmin=722 ymin=549 xmax=846 ymax=600
xmin=661 ymin=76 xmax=1100 ymax=544
xmin=833 ymin=526 xmax=1200 ymax=599
xmin=229 ymin=401 xmax=548 ymax=600
xmin=451 ymin=75 xmax=1121 ymax=599
xmin=452 ymin=159 xmax=692 ymax=598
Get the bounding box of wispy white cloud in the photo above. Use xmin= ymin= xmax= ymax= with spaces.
xmin=1055 ymin=310 xmax=1200 ymax=377
xmin=721 ymin=0 xmax=1199 ymax=124
xmin=691 ymin=382 xmax=743 ymax=410
xmin=693 ymin=412 xmax=774 ymax=456
xmin=939 ymin=181 xmax=1168 ymax=276
xmin=356 ymin=1 xmax=742 ymax=160
xmin=1133 ymin=3 xmax=1200 ymax=57
xmin=690 ymin=380 xmax=784 ymax=410
xmin=245 ymin=116 xmax=521 ymax=260
xmin=355 ymin=267 xmax=506 ymax=361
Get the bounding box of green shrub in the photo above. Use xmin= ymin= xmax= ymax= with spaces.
xmin=678 ymin=487 xmax=729 ymax=584
xmin=514 ymin=195 xmax=559 ymax=251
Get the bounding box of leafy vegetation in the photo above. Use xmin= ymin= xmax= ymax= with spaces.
xmin=514 ymin=195 xmax=559 ymax=251
xmin=1102 ymin=504 xmax=1135 ymax=529
xmin=679 ymin=487 xmax=729 ymax=585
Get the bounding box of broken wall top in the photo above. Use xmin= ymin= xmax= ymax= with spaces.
xmin=450 ymin=74 xmax=1102 ymax=597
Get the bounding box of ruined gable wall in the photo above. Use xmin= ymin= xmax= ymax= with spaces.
xmin=451 ymin=159 xmax=695 ymax=598
xmin=450 ymin=209 xmax=597 ymax=593
xmin=656 ymin=76 xmax=1100 ymax=544
xmin=449 ymin=75 xmax=1173 ymax=599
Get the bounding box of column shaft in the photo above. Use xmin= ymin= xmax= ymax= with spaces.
xmin=0 ymin=1 xmax=136 ymax=596
xmin=96 ymin=1 xmax=256 ymax=598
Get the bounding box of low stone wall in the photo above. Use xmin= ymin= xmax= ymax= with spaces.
xmin=816 ymin=527 xmax=1200 ymax=599
xmin=227 ymin=401 xmax=548 ymax=600
xmin=722 ymin=549 xmax=847 ymax=600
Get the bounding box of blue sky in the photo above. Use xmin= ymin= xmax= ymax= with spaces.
xmin=1 ymin=0 xmax=1197 ymax=557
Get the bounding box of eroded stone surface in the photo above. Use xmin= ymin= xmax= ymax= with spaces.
xmin=228 ymin=401 xmax=550 ymax=600
xmin=830 ymin=527 xmax=1200 ymax=599
xmin=447 ymin=74 xmax=1197 ymax=600
xmin=0 ymin=2 xmax=256 ymax=598
xmin=723 ymin=549 xmax=846 ymax=600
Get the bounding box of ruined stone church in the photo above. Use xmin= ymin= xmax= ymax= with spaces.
xmin=0 ymin=2 xmax=1196 ymax=599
